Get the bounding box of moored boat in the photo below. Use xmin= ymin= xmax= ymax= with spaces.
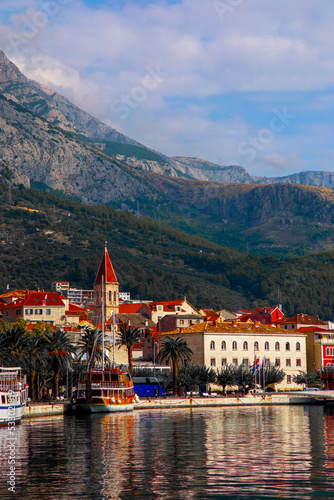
xmin=0 ymin=367 xmax=29 ymax=426
xmin=74 ymin=367 xmax=137 ymax=413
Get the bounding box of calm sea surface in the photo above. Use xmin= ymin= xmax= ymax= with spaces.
xmin=1 ymin=405 xmax=334 ymax=499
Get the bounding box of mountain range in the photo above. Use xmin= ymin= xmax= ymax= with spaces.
xmin=1 ymin=50 xmax=334 ymax=191
xmin=2 ymin=51 xmax=334 ymax=316
xmin=1 ymin=50 xmax=334 ymax=256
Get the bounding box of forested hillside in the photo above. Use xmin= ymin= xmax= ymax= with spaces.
xmin=1 ymin=180 xmax=334 ymax=319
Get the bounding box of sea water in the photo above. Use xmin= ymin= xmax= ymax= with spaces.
xmin=0 ymin=405 xmax=334 ymax=499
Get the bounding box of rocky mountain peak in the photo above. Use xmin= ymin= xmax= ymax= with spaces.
xmin=0 ymin=50 xmax=28 ymax=88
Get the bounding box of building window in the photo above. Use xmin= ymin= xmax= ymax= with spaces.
xmin=287 ymin=375 xmax=291 ymax=384
xmin=286 ymin=342 xmax=290 ymax=351
xmin=109 ymin=291 xmax=112 ymax=303
xmin=232 ymin=358 xmax=238 ymax=367
xmin=25 ymin=309 xmax=33 ymax=315
xmin=243 ymin=358 xmax=249 ymax=367
xmin=210 ymin=358 xmax=216 ymax=367
xmin=254 ymin=341 xmax=259 ymax=351
xmin=296 ymin=358 xmax=301 ymax=367
xmin=327 ymin=348 xmax=330 ymax=356
xmin=221 ymin=341 xmax=226 ymax=351
xmin=275 ymin=358 xmax=281 ymax=367
xmin=291 ymin=325 xmax=295 ymax=329
xmin=243 ymin=341 xmax=248 ymax=351
xmin=275 ymin=342 xmax=280 ymax=351
xmin=221 ymin=358 xmax=227 ymax=366
xmin=46 ymin=309 xmax=51 ymax=315
xmin=232 ymin=341 xmax=237 ymax=350
xmin=35 ymin=309 xmax=43 ymax=315
xmin=296 ymin=342 xmax=300 ymax=351
xmin=265 ymin=342 xmax=269 ymax=351
xmin=16 ymin=310 xmax=21 ymax=315
xmin=210 ymin=341 xmax=215 ymax=351
xmin=157 ymin=305 xmax=163 ymax=311
xmin=286 ymin=359 xmax=291 ymax=367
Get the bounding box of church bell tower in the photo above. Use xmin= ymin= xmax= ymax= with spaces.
xmin=93 ymin=245 xmax=119 ymax=325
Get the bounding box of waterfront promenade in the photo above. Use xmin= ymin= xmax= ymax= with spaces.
xmin=21 ymin=391 xmax=332 ymax=418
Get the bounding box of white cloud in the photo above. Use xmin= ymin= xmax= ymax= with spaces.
xmin=1 ymin=0 xmax=334 ymax=176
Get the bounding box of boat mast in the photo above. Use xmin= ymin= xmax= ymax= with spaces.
xmin=102 ymin=268 xmax=105 ymax=372
xmin=112 ymin=282 xmax=116 ymax=367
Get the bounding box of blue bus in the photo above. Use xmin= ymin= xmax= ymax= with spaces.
xmin=133 ymin=377 xmax=165 ymax=397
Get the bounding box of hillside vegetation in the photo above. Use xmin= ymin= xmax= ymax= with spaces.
xmin=1 ymin=181 xmax=334 ymax=319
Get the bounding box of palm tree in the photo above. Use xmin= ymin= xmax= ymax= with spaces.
xmin=116 ymin=325 xmax=141 ymax=377
xmin=157 ymin=336 xmax=193 ymax=395
xmin=25 ymin=334 xmax=49 ymax=401
xmin=45 ymin=331 xmax=76 ymax=399
xmin=216 ymin=365 xmax=236 ymax=395
xmin=0 ymin=325 xmax=30 ymax=367
xmin=77 ymin=327 xmax=110 ymax=370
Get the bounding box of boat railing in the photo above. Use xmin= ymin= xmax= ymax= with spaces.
xmin=78 ymin=381 xmax=134 ymax=392
xmin=91 ymin=381 xmax=128 ymax=389
xmin=0 ymin=381 xmax=26 ymax=391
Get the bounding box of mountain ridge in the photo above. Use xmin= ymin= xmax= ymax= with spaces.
xmin=2 ymin=51 xmax=334 ymax=189
xmin=2 ymin=51 xmax=334 ymax=255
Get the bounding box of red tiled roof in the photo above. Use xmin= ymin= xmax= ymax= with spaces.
xmin=278 ymin=314 xmax=327 ymax=326
xmin=296 ymin=326 xmax=330 ymax=333
xmin=119 ymin=303 xmax=146 ymax=314
xmin=148 ymin=300 xmax=186 ymax=312
xmin=94 ymin=247 xmax=118 ymax=284
xmin=207 ymin=314 xmax=220 ymax=321
xmin=0 ymin=298 xmax=25 ymax=310
xmin=23 ymin=292 xmax=65 ymax=307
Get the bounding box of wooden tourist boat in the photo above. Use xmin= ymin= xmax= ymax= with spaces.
xmin=74 ymin=367 xmax=137 ymax=413
xmin=0 ymin=367 xmax=29 ymax=426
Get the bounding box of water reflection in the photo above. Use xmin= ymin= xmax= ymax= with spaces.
xmin=205 ymin=406 xmax=313 ymax=499
xmin=1 ymin=407 xmax=334 ymax=499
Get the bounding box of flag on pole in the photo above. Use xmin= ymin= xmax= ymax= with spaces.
xmin=251 ymin=356 xmax=260 ymax=373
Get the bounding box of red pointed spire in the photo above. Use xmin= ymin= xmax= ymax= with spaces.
xmin=94 ymin=245 xmax=118 ymax=284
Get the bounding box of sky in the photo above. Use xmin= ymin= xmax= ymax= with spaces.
xmin=0 ymin=0 xmax=334 ymax=177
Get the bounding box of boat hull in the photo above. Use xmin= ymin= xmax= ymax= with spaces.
xmin=73 ymin=403 xmax=134 ymax=413
xmin=0 ymin=404 xmax=26 ymax=426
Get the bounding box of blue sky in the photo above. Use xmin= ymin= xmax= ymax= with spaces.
xmin=1 ymin=0 xmax=334 ymax=177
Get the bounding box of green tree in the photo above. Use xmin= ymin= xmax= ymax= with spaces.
xmin=45 ymin=331 xmax=75 ymax=399
xmin=293 ymin=370 xmax=321 ymax=388
xmin=116 ymin=325 xmax=141 ymax=377
xmin=25 ymin=334 xmax=49 ymax=401
xmin=234 ymin=365 xmax=255 ymax=394
xmin=0 ymin=325 xmax=29 ymax=367
xmin=77 ymin=327 xmax=110 ymax=371
xmin=259 ymin=364 xmax=286 ymax=389
xmin=216 ymin=365 xmax=236 ymax=395
xmin=157 ymin=336 xmax=193 ymax=395
xmin=177 ymin=364 xmax=217 ymax=392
